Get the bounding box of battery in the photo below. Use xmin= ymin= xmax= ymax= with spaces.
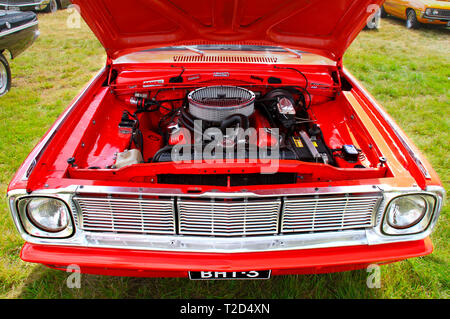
xmin=289 ymin=133 xmax=333 ymax=164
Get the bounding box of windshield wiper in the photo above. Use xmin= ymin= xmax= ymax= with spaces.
xmin=182 ymin=46 xmax=205 ymax=56
xmin=282 ymin=47 xmax=302 ymax=59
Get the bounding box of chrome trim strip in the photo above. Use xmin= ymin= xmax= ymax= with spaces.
xmin=0 ymin=20 xmax=38 ymax=38
xmin=67 ymin=229 xmax=370 ymax=253
xmin=423 ymin=16 xmax=450 ymax=21
xmin=343 ymin=68 xmax=432 ymax=179
xmin=73 ymin=184 xmax=384 ymax=198
xmin=20 ymin=68 xmax=106 ymax=180
xmin=6 ymin=185 xmax=444 ymax=253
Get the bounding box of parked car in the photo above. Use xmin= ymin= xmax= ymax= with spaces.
xmin=0 ymin=9 xmax=38 ymax=96
xmin=0 ymin=0 xmax=71 ymax=14
xmin=381 ymin=0 xmax=450 ymax=29
xmin=8 ymin=0 xmax=444 ymax=280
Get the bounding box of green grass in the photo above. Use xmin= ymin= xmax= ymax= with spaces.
xmin=0 ymin=11 xmax=448 ymax=299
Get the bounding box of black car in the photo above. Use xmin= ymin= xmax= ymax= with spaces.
xmin=0 ymin=0 xmax=71 ymax=14
xmin=0 ymin=9 xmax=38 ymax=96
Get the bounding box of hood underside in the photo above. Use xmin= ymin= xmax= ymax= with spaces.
xmin=72 ymin=0 xmax=384 ymax=61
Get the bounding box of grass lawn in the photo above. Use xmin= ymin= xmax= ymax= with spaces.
xmin=0 ymin=11 xmax=448 ymax=299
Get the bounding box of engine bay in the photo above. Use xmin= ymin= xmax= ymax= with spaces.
xmin=116 ymin=85 xmax=340 ymax=166
xmin=66 ymin=65 xmax=392 ymax=186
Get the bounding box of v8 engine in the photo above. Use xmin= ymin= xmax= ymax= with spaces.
xmin=117 ymin=85 xmax=336 ymax=165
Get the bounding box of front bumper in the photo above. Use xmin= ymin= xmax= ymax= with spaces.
xmin=21 ymin=238 xmax=433 ymax=277
xmin=0 ymin=1 xmax=50 ymax=12
xmin=420 ymin=13 xmax=450 ymax=25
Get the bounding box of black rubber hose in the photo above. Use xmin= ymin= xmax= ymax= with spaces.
xmin=151 ymin=145 xmax=174 ymax=163
xmin=180 ymin=106 xmax=195 ymax=126
xmin=180 ymin=107 xmax=207 ymax=136
xmin=220 ymin=114 xmax=249 ymax=132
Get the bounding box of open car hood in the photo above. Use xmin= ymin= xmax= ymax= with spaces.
xmin=72 ymin=0 xmax=384 ymax=61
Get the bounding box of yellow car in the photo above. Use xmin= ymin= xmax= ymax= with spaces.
xmin=381 ymin=0 xmax=450 ymax=28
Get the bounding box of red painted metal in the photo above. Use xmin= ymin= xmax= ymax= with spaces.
xmin=7 ymin=0 xmax=444 ymax=278
xmin=70 ymin=0 xmax=385 ymax=61
xmin=7 ymin=63 xmax=441 ymax=196
xmin=8 ymin=76 xmax=441 ymax=277
xmin=9 ymin=64 xmax=403 ymax=193
xmin=21 ymin=238 xmax=433 ymax=277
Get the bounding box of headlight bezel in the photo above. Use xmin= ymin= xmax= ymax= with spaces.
xmin=381 ymin=193 xmax=438 ymax=236
xmin=16 ymin=196 xmax=74 ymax=238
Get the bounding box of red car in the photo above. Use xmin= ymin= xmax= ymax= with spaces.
xmin=7 ymin=0 xmax=444 ymax=280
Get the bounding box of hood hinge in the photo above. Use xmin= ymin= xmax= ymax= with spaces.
xmin=337 ymin=57 xmax=343 ymax=70
xmin=105 ymin=57 xmax=114 ymax=86
xmin=333 ymin=57 xmax=344 ymax=93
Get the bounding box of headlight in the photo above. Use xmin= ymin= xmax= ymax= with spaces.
xmin=16 ymin=197 xmax=74 ymax=238
xmin=426 ymin=8 xmax=440 ymax=15
xmin=382 ymin=194 xmax=437 ymax=235
xmin=386 ymin=195 xmax=426 ymax=229
xmin=26 ymin=198 xmax=69 ymax=232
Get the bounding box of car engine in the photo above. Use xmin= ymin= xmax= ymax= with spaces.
xmin=116 ymin=84 xmax=339 ymax=166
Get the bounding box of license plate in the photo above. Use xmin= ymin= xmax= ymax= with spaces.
xmin=447 ymin=21 xmax=450 ymax=27
xmin=7 ymin=6 xmax=20 ymax=11
xmin=189 ymin=270 xmax=271 ymax=280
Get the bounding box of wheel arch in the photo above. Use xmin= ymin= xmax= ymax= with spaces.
xmin=406 ymin=7 xmax=414 ymax=13
xmin=405 ymin=7 xmax=421 ymax=29
xmin=1 ymin=49 xmax=13 ymax=60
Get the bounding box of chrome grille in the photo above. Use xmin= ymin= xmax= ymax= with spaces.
xmin=282 ymin=195 xmax=380 ymax=233
xmin=178 ymin=198 xmax=281 ymax=237
xmin=74 ymin=196 xmax=176 ymax=235
xmin=439 ymin=9 xmax=450 ymax=17
xmin=426 ymin=9 xmax=450 ymax=18
xmin=73 ymin=193 xmax=380 ymax=237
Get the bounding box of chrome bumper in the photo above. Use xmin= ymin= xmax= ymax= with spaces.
xmin=7 ymin=184 xmax=444 ymax=253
